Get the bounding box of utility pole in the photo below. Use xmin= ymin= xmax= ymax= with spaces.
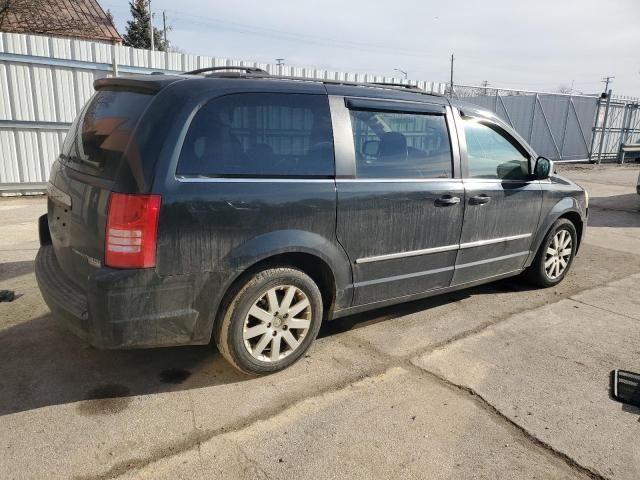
xmin=449 ymin=54 xmax=454 ymax=98
xmin=394 ymin=68 xmax=408 ymax=80
xmin=602 ymin=75 xmax=614 ymax=94
xmin=148 ymin=0 xmax=154 ymax=51
xmin=163 ymin=11 xmax=167 ymax=49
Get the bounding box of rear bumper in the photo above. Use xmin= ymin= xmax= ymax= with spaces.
xmin=35 ymin=245 xmax=207 ymax=349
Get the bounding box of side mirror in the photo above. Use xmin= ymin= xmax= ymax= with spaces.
xmin=534 ymin=157 xmax=553 ymax=180
xmin=362 ymin=140 xmax=380 ymax=157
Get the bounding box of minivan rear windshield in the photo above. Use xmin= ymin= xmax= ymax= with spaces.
xmin=60 ymin=89 xmax=153 ymax=179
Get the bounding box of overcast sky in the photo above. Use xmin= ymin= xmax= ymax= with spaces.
xmin=101 ymin=0 xmax=639 ymax=96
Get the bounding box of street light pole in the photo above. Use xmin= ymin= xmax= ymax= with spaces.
xmin=393 ymin=68 xmax=408 ymax=80
xmin=449 ymin=54 xmax=454 ymax=98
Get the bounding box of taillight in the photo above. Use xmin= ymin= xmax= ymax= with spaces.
xmin=105 ymin=193 xmax=161 ymax=269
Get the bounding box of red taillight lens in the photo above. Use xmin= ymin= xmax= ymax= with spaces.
xmin=105 ymin=193 xmax=161 ymax=269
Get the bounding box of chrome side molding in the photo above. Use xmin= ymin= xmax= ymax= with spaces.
xmin=356 ymin=233 xmax=532 ymax=264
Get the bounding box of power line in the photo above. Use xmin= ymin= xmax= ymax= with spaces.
xmin=602 ymin=75 xmax=614 ymax=93
xmin=160 ymin=8 xmax=446 ymax=60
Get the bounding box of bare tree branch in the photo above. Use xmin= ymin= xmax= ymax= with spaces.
xmin=0 ymin=0 xmax=103 ymax=37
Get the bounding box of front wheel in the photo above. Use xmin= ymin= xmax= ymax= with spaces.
xmin=524 ymin=218 xmax=577 ymax=287
xmin=215 ymin=267 xmax=323 ymax=375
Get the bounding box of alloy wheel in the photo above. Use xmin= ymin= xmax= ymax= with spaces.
xmin=242 ymin=285 xmax=312 ymax=362
xmin=544 ymin=229 xmax=573 ymax=280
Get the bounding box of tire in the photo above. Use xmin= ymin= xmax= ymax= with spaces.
xmin=215 ymin=267 xmax=323 ymax=375
xmin=524 ymin=218 xmax=577 ymax=288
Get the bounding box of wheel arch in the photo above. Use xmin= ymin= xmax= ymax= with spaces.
xmin=204 ymin=230 xmax=353 ymax=344
xmin=526 ymin=196 xmax=586 ymax=268
xmin=558 ymin=210 xmax=584 ymax=251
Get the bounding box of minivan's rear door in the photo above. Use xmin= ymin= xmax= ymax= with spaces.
xmin=47 ymin=88 xmax=154 ymax=286
xmin=333 ymin=97 xmax=464 ymax=305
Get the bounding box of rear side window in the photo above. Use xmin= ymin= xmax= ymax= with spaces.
xmin=60 ymin=89 xmax=153 ymax=179
xmin=177 ymin=93 xmax=334 ymax=177
xmin=349 ymin=110 xmax=452 ymax=179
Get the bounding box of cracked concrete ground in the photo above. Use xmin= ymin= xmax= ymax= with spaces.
xmin=0 ymin=164 xmax=639 ymax=479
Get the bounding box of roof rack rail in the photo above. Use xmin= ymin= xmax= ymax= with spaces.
xmin=179 ymin=71 xmax=445 ymax=98
xmin=184 ymin=66 xmax=269 ymax=75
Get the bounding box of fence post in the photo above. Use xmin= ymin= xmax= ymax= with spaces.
xmin=596 ymin=90 xmax=612 ymax=164
xmin=588 ymin=97 xmax=603 ymax=163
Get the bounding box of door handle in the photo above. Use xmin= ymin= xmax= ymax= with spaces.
xmin=469 ymin=195 xmax=491 ymax=205
xmin=435 ymin=195 xmax=461 ymax=207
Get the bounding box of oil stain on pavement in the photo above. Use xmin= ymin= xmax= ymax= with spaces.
xmin=77 ymin=384 xmax=132 ymax=416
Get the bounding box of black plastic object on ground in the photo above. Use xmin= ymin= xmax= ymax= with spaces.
xmin=610 ymin=370 xmax=640 ymax=408
xmin=0 ymin=290 xmax=16 ymax=302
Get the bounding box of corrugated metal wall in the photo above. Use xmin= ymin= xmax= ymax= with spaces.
xmin=0 ymin=32 xmax=447 ymax=191
xmin=454 ymin=86 xmax=600 ymax=161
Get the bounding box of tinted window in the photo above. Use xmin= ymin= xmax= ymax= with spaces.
xmin=177 ymin=93 xmax=334 ymax=177
xmin=61 ymin=90 xmax=153 ymax=179
xmin=464 ymin=120 xmax=530 ymax=180
xmin=349 ymin=110 xmax=452 ymax=178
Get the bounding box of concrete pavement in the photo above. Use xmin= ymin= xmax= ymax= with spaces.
xmin=0 ymin=164 xmax=639 ymax=479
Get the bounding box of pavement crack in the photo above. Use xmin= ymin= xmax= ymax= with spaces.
xmin=74 ymin=364 xmax=390 ymax=480
xmin=187 ymin=390 xmax=203 ymax=465
xmin=406 ymin=363 xmax=609 ymax=480
xmin=570 ymin=298 xmax=639 ymax=322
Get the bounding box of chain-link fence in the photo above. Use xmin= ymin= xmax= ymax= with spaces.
xmin=590 ymin=94 xmax=640 ymax=163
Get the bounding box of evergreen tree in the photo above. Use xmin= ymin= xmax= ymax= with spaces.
xmin=122 ymin=0 xmax=166 ymax=51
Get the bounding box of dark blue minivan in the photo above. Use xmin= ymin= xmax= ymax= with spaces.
xmin=36 ymin=68 xmax=588 ymax=374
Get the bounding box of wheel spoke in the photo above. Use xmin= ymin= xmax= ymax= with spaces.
xmin=248 ymin=305 xmax=273 ymax=323
xmin=287 ymin=318 xmax=311 ymax=329
xmin=244 ymin=323 xmax=268 ymax=340
xmin=553 ymin=235 xmax=559 ymax=249
xmin=559 ymin=231 xmax=566 ymax=248
xmin=554 ymin=261 xmax=560 ymax=277
xmin=280 ymin=286 xmax=296 ymax=311
xmin=560 ymin=248 xmax=572 ymax=257
xmin=253 ymin=333 xmax=272 ymax=356
xmin=546 ymin=247 xmax=556 ymax=256
xmin=270 ymin=335 xmax=281 ymax=362
xmin=559 ymin=258 xmax=567 ymax=269
xmin=282 ymin=330 xmax=300 ymax=350
xmin=266 ymin=288 xmax=279 ymax=313
xmin=561 ymin=235 xmax=571 ymax=249
xmin=545 ymin=257 xmax=555 ymax=269
xmin=288 ymin=298 xmax=310 ymax=318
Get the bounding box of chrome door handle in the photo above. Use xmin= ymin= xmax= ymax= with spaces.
xmin=469 ymin=195 xmax=491 ymax=205
xmin=435 ymin=195 xmax=461 ymax=206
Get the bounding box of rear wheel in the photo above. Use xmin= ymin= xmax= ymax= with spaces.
xmin=216 ymin=267 xmax=323 ymax=375
xmin=524 ymin=218 xmax=577 ymax=287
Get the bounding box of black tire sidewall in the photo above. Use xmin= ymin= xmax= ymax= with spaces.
xmin=221 ymin=268 xmax=323 ymax=375
xmin=533 ymin=219 xmax=577 ymax=287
